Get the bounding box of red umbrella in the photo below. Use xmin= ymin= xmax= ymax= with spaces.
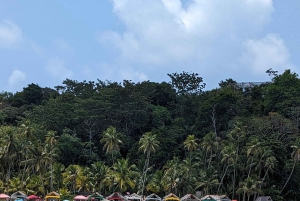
xmin=28 ymin=195 xmax=41 ymax=200
xmin=0 ymin=194 xmax=9 ymax=199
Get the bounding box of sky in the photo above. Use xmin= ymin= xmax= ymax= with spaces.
xmin=0 ymin=0 xmax=300 ymax=93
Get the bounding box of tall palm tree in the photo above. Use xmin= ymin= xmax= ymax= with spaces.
xmin=183 ymin=134 xmax=198 ymax=160
xmin=201 ymin=132 xmax=218 ymax=168
xmin=195 ymin=169 xmax=219 ymax=196
xmin=258 ymin=156 xmax=277 ymax=193
xmin=280 ymin=137 xmax=300 ymax=194
xmin=236 ymin=177 xmax=262 ymax=201
xmin=146 ymin=170 xmax=164 ymax=194
xmin=19 ymin=120 xmax=35 ymax=140
xmin=0 ymin=126 xmax=20 ymax=183
xmin=179 ymin=157 xmax=199 ymax=195
xmin=22 ymin=143 xmax=51 ymax=196
xmin=100 ymin=126 xmax=123 ymax=164
xmin=52 ymin=163 xmax=65 ymax=192
xmin=246 ymin=137 xmax=263 ymax=178
xmin=45 ymin=130 xmax=58 ymax=192
xmin=109 ymin=158 xmax=140 ymax=192
xmin=227 ymin=122 xmax=246 ymax=199
xmin=138 ymin=132 xmax=160 ymax=196
xmin=91 ymin=161 xmax=108 ymax=193
xmin=63 ymin=165 xmax=82 ymax=195
xmin=217 ymin=143 xmax=236 ymax=194
xmin=77 ymin=166 xmax=93 ymax=194
xmin=161 ymin=157 xmax=181 ymax=194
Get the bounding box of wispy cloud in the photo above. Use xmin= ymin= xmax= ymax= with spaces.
xmin=8 ymin=69 xmax=26 ymax=90
xmin=45 ymin=57 xmax=73 ymax=80
xmin=98 ymin=0 xmax=275 ymax=85
xmin=0 ymin=20 xmax=23 ymax=48
xmin=241 ymin=34 xmax=294 ymax=77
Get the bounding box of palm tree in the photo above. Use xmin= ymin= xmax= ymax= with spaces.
xmin=52 ymin=163 xmax=65 ymax=192
xmin=227 ymin=122 xmax=246 ymax=199
xmin=246 ymin=137 xmax=263 ymax=178
xmin=25 ymin=175 xmax=43 ymax=195
xmin=19 ymin=120 xmax=35 ymax=140
xmin=161 ymin=157 xmax=181 ymax=194
xmin=201 ymin=132 xmax=218 ymax=168
xmin=45 ymin=130 xmax=58 ymax=192
xmin=63 ymin=165 xmax=82 ymax=195
xmin=195 ymin=169 xmax=219 ymax=195
xmin=77 ymin=166 xmax=93 ymax=194
xmin=0 ymin=126 xmax=20 ymax=183
xmin=259 ymin=156 xmax=277 ymax=193
xmin=236 ymin=177 xmax=262 ymax=201
xmin=217 ymin=143 xmax=236 ymax=194
xmin=146 ymin=170 xmax=164 ymax=194
xmin=179 ymin=156 xmax=199 ymax=195
xmin=138 ymin=132 xmax=160 ymax=196
xmin=8 ymin=177 xmax=23 ymax=193
xmin=183 ymin=134 xmax=198 ymax=160
xmin=100 ymin=126 xmax=123 ymax=164
xmin=280 ymin=137 xmax=300 ymax=194
xmin=91 ymin=161 xmax=108 ymax=193
xmin=109 ymin=158 xmax=140 ymax=192
xmin=22 ymin=143 xmax=51 ymax=196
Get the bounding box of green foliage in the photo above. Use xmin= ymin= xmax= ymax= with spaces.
xmin=168 ymin=71 xmax=205 ymax=95
xmin=1 ymin=70 xmax=300 ymax=200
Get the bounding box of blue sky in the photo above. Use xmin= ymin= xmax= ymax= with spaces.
xmin=0 ymin=0 xmax=299 ymax=93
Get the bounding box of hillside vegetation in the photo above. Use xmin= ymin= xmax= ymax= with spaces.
xmin=0 ymin=69 xmax=300 ymax=201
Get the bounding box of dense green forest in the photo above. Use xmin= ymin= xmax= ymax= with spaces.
xmin=1 ymin=69 xmax=300 ymax=201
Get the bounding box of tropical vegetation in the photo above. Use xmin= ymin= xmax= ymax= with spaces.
xmin=0 ymin=69 xmax=300 ymax=201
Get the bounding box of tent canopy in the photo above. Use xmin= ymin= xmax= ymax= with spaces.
xmin=107 ymin=193 xmax=126 ymax=201
xmin=124 ymin=194 xmax=141 ymax=201
xmin=200 ymin=195 xmax=230 ymax=201
xmin=145 ymin=194 xmax=161 ymax=201
xmin=10 ymin=191 xmax=28 ymax=201
xmin=255 ymin=196 xmax=273 ymax=201
xmin=180 ymin=194 xmax=200 ymax=201
xmin=0 ymin=194 xmax=10 ymax=199
xmin=163 ymin=194 xmax=179 ymax=201
xmin=45 ymin=192 xmax=60 ymax=201
xmin=28 ymin=195 xmax=41 ymax=200
xmin=74 ymin=196 xmax=87 ymax=201
xmin=87 ymin=193 xmax=104 ymax=201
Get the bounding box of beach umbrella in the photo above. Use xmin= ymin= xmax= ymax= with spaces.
xmin=74 ymin=196 xmax=88 ymax=200
xmin=28 ymin=195 xmax=41 ymax=200
xmin=0 ymin=194 xmax=10 ymax=199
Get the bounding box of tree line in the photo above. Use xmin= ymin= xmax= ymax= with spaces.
xmin=0 ymin=70 xmax=300 ymax=201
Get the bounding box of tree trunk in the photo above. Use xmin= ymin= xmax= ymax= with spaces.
xmin=280 ymin=159 xmax=297 ymax=194
xmin=248 ymin=157 xmax=253 ymax=178
xmin=217 ymin=164 xmax=229 ymax=194
xmin=141 ymin=151 xmax=150 ymax=196
xmin=233 ymin=165 xmax=236 ymax=199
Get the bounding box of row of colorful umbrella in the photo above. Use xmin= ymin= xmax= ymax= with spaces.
xmin=0 ymin=193 xmax=42 ymax=201
xmin=0 ymin=192 xmax=233 ymax=201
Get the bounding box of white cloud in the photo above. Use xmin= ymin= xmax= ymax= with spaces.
xmin=45 ymin=58 xmax=73 ymax=80
xmin=119 ymin=68 xmax=148 ymax=81
xmin=0 ymin=20 xmax=23 ymax=48
xmin=241 ymin=34 xmax=294 ymax=76
xmin=8 ymin=69 xmax=26 ymax=87
xmin=98 ymin=0 xmax=274 ymax=85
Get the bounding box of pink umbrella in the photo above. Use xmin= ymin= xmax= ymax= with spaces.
xmin=28 ymin=195 xmax=41 ymax=200
xmin=74 ymin=195 xmax=88 ymax=200
xmin=0 ymin=194 xmax=9 ymax=199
